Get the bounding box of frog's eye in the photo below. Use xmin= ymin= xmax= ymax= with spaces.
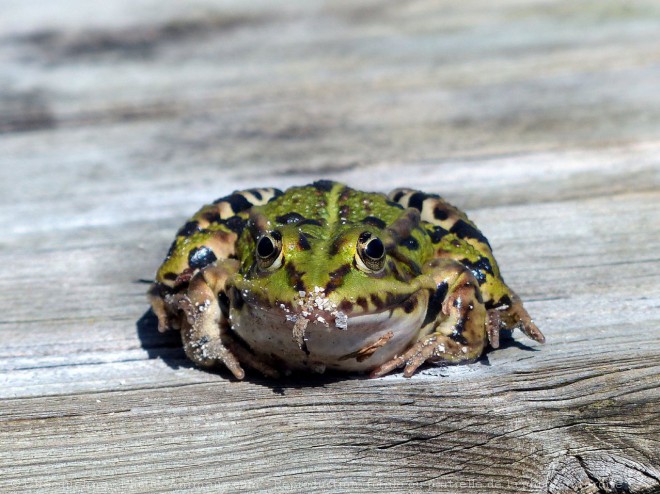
xmin=356 ymin=232 xmax=386 ymax=272
xmin=256 ymin=231 xmax=283 ymax=271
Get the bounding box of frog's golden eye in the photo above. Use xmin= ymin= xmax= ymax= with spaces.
xmin=356 ymin=231 xmax=386 ymax=272
xmin=256 ymin=231 xmax=283 ymax=271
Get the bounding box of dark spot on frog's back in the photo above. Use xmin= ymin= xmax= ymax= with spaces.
xmin=276 ymin=212 xmax=305 ymax=224
xmin=339 ymin=186 xmax=353 ymax=201
xmin=408 ymin=192 xmax=439 ymax=211
xmin=212 ymin=192 xmax=253 ymax=213
xmin=391 ymin=190 xmax=406 ymax=202
xmin=224 ymin=216 xmax=246 ymax=234
xmin=275 ymin=212 xmax=323 ymax=227
xmin=297 ymin=232 xmax=311 ymax=251
xmin=460 ymin=257 xmax=494 ymax=285
xmin=202 ymin=212 xmax=245 ymax=234
xmin=362 ymin=216 xmax=386 ymax=229
xmin=247 ymin=188 xmax=263 ymax=200
xmin=188 ymin=246 xmax=218 ymax=270
xmin=202 ymin=211 xmax=221 ymax=223
xmin=450 ymin=220 xmax=491 ymax=248
xmin=486 ymin=294 xmax=512 ymax=310
xmin=177 ymin=221 xmax=201 ymax=237
xmin=433 ymin=207 xmax=449 ymax=221
xmin=399 ymin=236 xmax=420 ymax=251
xmin=428 ymin=225 xmax=449 ymax=243
xmin=450 ymin=327 xmax=469 ymax=345
xmin=356 ymin=297 xmax=369 ymax=311
xmin=422 ymin=281 xmax=449 ymax=327
xmin=311 ymin=180 xmax=335 ymax=192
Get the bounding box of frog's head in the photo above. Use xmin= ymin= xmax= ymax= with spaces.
xmin=233 ymin=188 xmax=431 ymax=331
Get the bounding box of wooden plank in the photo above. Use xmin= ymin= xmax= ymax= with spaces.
xmin=1 ymin=1 xmax=659 ymax=493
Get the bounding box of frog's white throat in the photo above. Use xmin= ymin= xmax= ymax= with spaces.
xmin=229 ymin=289 xmax=429 ymax=373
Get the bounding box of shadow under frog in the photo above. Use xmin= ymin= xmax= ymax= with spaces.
xmin=136 ymin=307 xmax=350 ymax=392
xmin=136 ymin=307 xmax=539 ymax=393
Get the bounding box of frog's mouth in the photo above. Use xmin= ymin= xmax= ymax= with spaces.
xmin=275 ymin=285 xmax=421 ymax=333
xmin=234 ymin=282 xmax=421 ymax=333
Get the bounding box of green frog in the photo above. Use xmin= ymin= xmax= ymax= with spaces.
xmin=148 ymin=180 xmax=544 ymax=379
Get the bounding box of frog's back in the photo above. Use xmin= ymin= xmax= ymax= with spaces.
xmin=156 ymin=181 xmax=514 ymax=310
xmin=257 ymin=180 xmax=405 ymax=232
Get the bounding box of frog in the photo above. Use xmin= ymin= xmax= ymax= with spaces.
xmin=148 ymin=180 xmax=544 ymax=379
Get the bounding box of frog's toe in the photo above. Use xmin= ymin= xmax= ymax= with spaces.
xmin=487 ymin=309 xmax=501 ymax=349
xmin=369 ymin=357 xmax=404 ymax=378
xmin=508 ymin=293 xmax=546 ymax=344
xmin=147 ymin=283 xmax=175 ymax=332
xmin=200 ymin=339 xmax=246 ymax=380
xmin=402 ymin=339 xmax=439 ymax=378
xmin=225 ymin=340 xmax=281 ymax=379
xmin=520 ymin=319 xmax=545 ymax=344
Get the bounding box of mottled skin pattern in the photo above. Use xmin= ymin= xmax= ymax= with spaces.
xmin=149 ymin=181 xmax=544 ymax=379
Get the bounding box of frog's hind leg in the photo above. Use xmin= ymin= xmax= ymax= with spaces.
xmin=371 ymin=259 xmax=488 ymax=378
xmin=168 ymin=261 xmax=280 ymax=379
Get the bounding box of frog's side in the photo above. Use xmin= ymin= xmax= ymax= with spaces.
xmin=148 ymin=181 xmax=544 ymax=379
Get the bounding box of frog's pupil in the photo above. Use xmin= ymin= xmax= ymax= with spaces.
xmin=365 ymin=238 xmax=384 ymax=260
xmin=257 ymin=236 xmax=275 ymax=258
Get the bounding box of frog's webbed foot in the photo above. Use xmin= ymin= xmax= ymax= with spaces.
xmin=371 ymin=259 xmax=488 ymax=378
xmin=153 ymin=261 xmax=279 ymax=380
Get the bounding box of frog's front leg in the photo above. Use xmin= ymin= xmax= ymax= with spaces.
xmin=371 ymin=259 xmax=488 ymax=378
xmin=155 ymin=260 xmax=279 ymax=380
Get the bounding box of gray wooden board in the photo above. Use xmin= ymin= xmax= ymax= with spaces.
xmin=1 ymin=1 xmax=659 ymax=493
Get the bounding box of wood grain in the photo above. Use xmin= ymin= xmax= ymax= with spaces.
xmin=1 ymin=1 xmax=659 ymax=492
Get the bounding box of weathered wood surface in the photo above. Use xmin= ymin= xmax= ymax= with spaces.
xmin=1 ymin=1 xmax=659 ymax=492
